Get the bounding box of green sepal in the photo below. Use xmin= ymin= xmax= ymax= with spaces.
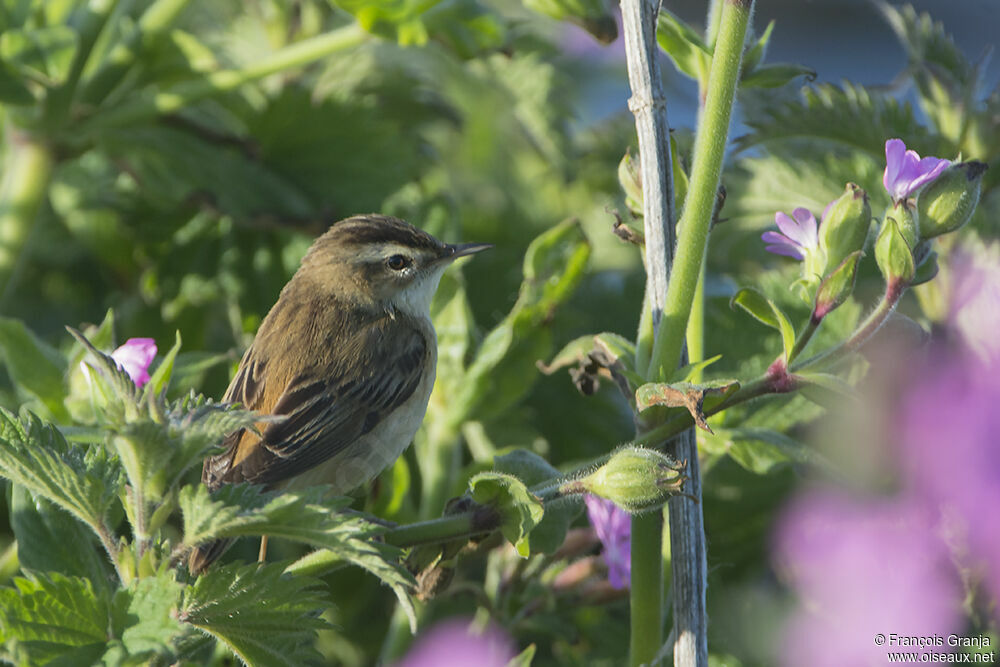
xmin=147 ymin=330 xmax=182 ymax=397
xmin=468 ymin=471 xmax=544 ymax=557
xmin=813 ymin=251 xmax=862 ymax=321
xmin=730 ymin=287 xmax=796 ymax=362
xmin=580 ymin=447 xmax=686 ymax=513
xmin=910 ymin=250 xmax=939 ymax=287
xmin=875 ymin=217 xmax=915 ymax=285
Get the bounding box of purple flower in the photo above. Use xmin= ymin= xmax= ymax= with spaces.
xmin=883 ymin=138 xmax=950 ymax=204
xmin=396 ymin=619 xmax=515 ymax=667
xmin=584 ymin=494 xmax=630 ymax=589
xmin=111 ymin=338 xmax=157 ymax=388
xmin=762 ymin=208 xmax=818 ymax=260
xmin=774 ymin=492 xmax=961 ymax=667
xmin=948 ymin=242 xmax=1000 ymax=366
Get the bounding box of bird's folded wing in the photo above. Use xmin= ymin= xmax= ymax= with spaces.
xmin=204 ymin=319 xmax=427 ymax=489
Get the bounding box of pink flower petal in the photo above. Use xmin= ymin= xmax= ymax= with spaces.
xmin=111 ymin=338 xmax=157 ymax=388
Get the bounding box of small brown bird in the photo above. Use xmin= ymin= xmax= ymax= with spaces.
xmin=188 ymin=214 xmax=490 ymax=573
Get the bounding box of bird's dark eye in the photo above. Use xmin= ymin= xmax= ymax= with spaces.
xmin=386 ymin=254 xmax=410 ymax=271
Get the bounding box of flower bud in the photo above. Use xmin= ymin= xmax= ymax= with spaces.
xmin=917 ymin=161 xmax=987 ymax=239
xmin=581 ymin=447 xmax=686 ymax=513
xmin=819 ymin=183 xmax=870 ymax=274
xmin=618 ymin=149 xmax=643 ymax=218
xmin=875 ymin=217 xmax=915 ymax=286
xmin=882 ymin=200 xmax=920 ymax=249
xmin=813 ymin=251 xmax=862 ymax=322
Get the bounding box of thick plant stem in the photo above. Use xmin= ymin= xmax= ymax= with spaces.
xmin=0 ymin=131 xmax=55 ymax=298
xmin=619 ymin=0 xmax=676 ymax=660
xmin=647 ymin=0 xmax=752 ymax=382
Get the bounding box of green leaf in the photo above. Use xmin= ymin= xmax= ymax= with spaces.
xmin=494 ymin=450 xmax=581 ymax=554
xmin=180 ymin=562 xmax=329 ymax=667
xmin=656 ymin=8 xmax=711 ymax=82
xmin=522 ymin=0 xmax=616 ymax=44
xmin=179 ymin=484 xmax=415 ymax=625
xmin=740 ymin=63 xmax=815 ymax=89
xmin=0 ymin=59 xmax=33 ymax=105
xmin=457 ymin=220 xmax=590 ymax=421
xmin=742 ymin=19 xmax=774 ymax=73
xmin=507 ymin=643 xmax=537 ymax=667
xmin=9 ymin=486 xmax=111 ymax=587
xmin=431 ymin=271 xmax=475 ymax=400
xmin=730 ymin=288 xmax=796 ymax=362
xmin=0 ymin=317 xmax=69 ymax=419
xmin=0 ymin=409 xmax=121 ymax=538
xmin=671 ymin=354 xmax=722 ymax=383
xmin=910 ymin=250 xmax=939 ymax=287
xmin=0 ymin=573 xmax=110 ymax=665
xmin=147 ymin=331 xmax=182 ymax=397
xmin=0 ymin=25 xmax=77 ymax=84
xmin=469 ymin=471 xmax=544 ymax=557
xmin=813 ymin=251 xmax=862 ymax=321
xmin=635 ymin=379 xmax=738 ymax=433
xmin=114 ymin=569 xmax=187 ymax=660
xmin=875 ymin=217 xmax=915 ymax=284
xmin=794 ymin=371 xmax=856 ymax=404
xmin=736 ymin=82 xmax=943 ymax=158
xmin=701 ymin=426 xmax=830 ymax=474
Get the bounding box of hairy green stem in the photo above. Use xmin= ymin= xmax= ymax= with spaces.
xmin=0 ymin=131 xmax=55 ymax=299
xmin=81 ymin=23 xmax=367 ymax=131
xmin=647 ymin=0 xmax=752 ymax=382
xmin=792 ymin=281 xmax=904 ymax=372
xmin=631 ymin=511 xmax=665 ymax=665
xmin=787 ymin=316 xmax=821 ymax=364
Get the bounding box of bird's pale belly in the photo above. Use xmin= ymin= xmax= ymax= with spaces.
xmin=286 ymin=353 xmax=437 ymax=495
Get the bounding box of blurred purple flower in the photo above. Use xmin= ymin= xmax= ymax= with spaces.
xmin=396 ymin=619 xmax=515 ymax=667
xmin=883 ymin=138 xmax=950 ymax=204
xmin=774 ymin=491 xmax=961 ymax=667
xmin=585 ymin=494 xmax=630 ymax=589
xmin=948 ymin=242 xmax=1000 ymax=366
xmin=111 ymin=338 xmax=157 ymax=388
xmin=762 ymin=208 xmax=818 ymax=260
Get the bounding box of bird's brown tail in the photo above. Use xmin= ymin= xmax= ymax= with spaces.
xmin=187 ymin=538 xmax=232 ymax=575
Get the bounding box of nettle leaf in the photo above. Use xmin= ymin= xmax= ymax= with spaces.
xmin=469 ymin=471 xmax=544 ymax=557
xmin=179 ymin=485 xmax=415 ymax=626
xmin=0 ymin=572 xmax=110 ymax=666
xmin=880 ymin=3 xmax=972 ymax=88
xmin=736 ymin=82 xmax=944 ymax=158
xmin=458 ymin=220 xmax=590 ymax=421
xmin=9 ymin=487 xmax=111 ymax=587
xmin=740 ymin=63 xmax=815 ymax=89
xmin=180 ymin=562 xmax=329 ymax=667
xmin=495 ymin=449 xmax=582 ymax=554
xmin=730 ymin=288 xmax=796 ymax=362
xmin=0 ymin=317 xmax=69 ymax=419
xmin=0 ymin=409 xmax=121 ymax=537
xmin=112 ymin=569 xmax=187 ymax=660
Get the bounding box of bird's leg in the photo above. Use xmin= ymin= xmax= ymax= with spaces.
xmin=258 ymin=535 xmax=269 ymax=563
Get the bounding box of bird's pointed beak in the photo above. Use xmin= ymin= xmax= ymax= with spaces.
xmin=443 ymin=242 xmax=493 ymax=261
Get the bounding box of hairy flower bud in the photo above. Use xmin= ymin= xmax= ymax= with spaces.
xmin=581 ymin=447 xmax=686 ymax=513
xmin=814 ymin=251 xmax=862 ymax=322
xmin=884 ymin=199 xmax=920 ymax=249
xmin=819 ymin=183 xmax=870 ymax=274
xmin=917 ymin=161 xmax=987 ymax=239
xmin=875 ymin=217 xmax=915 ymax=286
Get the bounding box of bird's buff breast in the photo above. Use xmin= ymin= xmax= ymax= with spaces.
xmin=287 ymin=336 xmax=437 ymax=495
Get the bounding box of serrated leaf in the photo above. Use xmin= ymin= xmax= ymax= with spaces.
xmin=9 ymin=486 xmax=111 ymax=587
xmin=179 ymin=484 xmax=415 ymax=627
xmin=0 ymin=409 xmax=121 ymax=538
xmin=0 ymin=573 xmax=110 ymax=664
xmin=469 ymin=471 xmax=544 ymax=557
xmin=736 ymin=82 xmax=943 ymax=158
xmin=0 ymin=317 xmax=69 ymax=419
xmin=730 ymin=288 xmax=796 ymax=362
xmin=180 ymin=562 xmax=329 ymax=667
xmin=115 ymin=569 xmax=186 ymax=659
